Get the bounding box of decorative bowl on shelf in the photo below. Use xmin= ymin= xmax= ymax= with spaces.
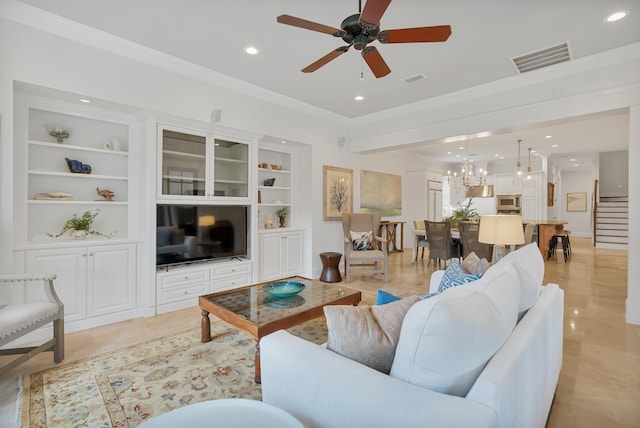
xmin=46 ymin=124 xmax=70 ymax=143
xmin=263 ymin=177 xmax=276 ymax=186
xmin=263 ymin=281 xmax=305 ymax=298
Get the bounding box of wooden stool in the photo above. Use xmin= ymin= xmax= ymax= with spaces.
xmin=319 ymin=252 xmax=342 ymax=283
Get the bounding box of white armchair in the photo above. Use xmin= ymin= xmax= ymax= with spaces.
xmin=0 ymin=273 xmax=64 ymax=375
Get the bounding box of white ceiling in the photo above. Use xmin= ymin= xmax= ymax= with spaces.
xmin=15 ymin=0 xmax=640 ymax=170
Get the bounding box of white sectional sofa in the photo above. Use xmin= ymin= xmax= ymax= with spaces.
xmin=260 ymin=243 xmax=564 ymax=428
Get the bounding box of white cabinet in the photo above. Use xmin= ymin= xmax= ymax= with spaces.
xmin=257 ymin=148 xmax=292 ymax=228
xmin=14 ymin=96 xmax=137 ymax=243
xmin=158 ymin=124 xmax=252 ymax=201
xmin=24 ymin=243 xmax=137 ymax=325
xmin=156 ymin=258 xmax=253 ymax=314
xmin=258 ymin=229 xmax=304 ymax=281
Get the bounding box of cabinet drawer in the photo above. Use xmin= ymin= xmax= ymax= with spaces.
xmin=213 ymin=262 xmax=252 ymax=278
xmin=159 ymin=268 xmax=209 ymax=288
xmin=159 ymin=282 xmax=208 ymax=304
xmin=214 ymin=274 xmax=253 ymax=292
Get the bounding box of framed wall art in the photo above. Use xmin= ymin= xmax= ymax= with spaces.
xmin=360 ymin=170 xmax=402 ymax=216
xmin=323 ymin=165 xmax=353 ymax=221
xmin=566 ymin=192 xmax=587 ymax=212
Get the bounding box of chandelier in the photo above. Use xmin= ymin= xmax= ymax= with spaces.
xmin=448 ymin=157 xmax=486 ymax=195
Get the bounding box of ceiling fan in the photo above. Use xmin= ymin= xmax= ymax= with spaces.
xmin=276 ymin=0 xmax=452 ymax=78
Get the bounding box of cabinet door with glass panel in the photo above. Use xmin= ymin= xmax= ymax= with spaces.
xmin=158 ymin=125 xmax=250 ymax=200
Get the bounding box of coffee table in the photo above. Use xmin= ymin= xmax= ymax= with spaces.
xmin=199 ymin=276 xmax=361 ymax=383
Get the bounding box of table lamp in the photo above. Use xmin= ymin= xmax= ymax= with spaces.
xmin=478 ymin=215 xmax=525 ymax=263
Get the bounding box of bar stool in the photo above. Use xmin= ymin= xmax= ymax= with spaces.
xmin=547 ymin=231 xmax=571 ymax=262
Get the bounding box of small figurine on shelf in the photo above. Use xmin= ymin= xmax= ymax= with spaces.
xmin=276 ymin=207 xmax=288 ymax=228
xmin=65 ymin=158 xmax=92 ymax=174
xmin=96 ymin=187 xmax=115 ymax=201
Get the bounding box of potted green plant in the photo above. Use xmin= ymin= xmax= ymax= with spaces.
xmin=275 ymin=207 xmax=288 ymax=228
xmin=48 ymin=209 xmax=114 ymax=239
xmin=449 ymin=198 xmax=479 ymax=227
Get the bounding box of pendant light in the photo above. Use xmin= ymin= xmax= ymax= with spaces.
xmin=516 ymin=139 xmax=522 ymax=176
xmin=526 ymin=147 xmax=532 ymax=180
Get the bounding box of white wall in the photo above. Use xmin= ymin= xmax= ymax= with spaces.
xmin=627 ymin=105 xmax=640 ymax=325
xmin=599 ymin=150 xmax=629 ymax=197
xmin=559 ymin=170 xmax=594 ymax=237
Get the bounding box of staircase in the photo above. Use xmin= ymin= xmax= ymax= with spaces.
xmin=594 ymin=196 xmax=628 ymax=249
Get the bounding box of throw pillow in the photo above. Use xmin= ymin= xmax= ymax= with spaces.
xmin=376 ymin=289 xmax=402 ymax=305
xmin=324 ymin=295 xmax=420 ymax=374
xmin=390 ymin=267 xmax=521 ymax=397
xmin=350 ymin=230 xmax=374 ymax=251
xmin=438 ymin=260 xmax=482 ymax=293
xmin=461 ymin=252 xmax=490 ymax=276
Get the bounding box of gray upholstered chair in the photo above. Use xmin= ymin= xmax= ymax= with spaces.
xmin=458 ymin=221 xmax=494 ymax=262
xmin=413 ymin=220 xmax=429 ymax=260
xmin=342 ymin=213 xmax=388 ymax=283
xmin=424 ymin=220 xmax=460 ymax=268
xmin=0 ymin=273 xmax=64 ymax=375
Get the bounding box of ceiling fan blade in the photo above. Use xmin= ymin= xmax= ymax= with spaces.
xmin=277 ymin=14 xmax=345 ymax=37
xmin=379 ymin=25 xmax=452 ymax=43
xmin=361 ymin=46 xmax=391 ymax=78
xmin=301 ymin=46 xmax=350 ymax=73
xmin=359 ymin=0 xmax=392 ymax=30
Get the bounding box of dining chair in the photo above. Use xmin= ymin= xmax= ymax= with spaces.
xmin=412 ymin=220 xmax=429 ymax=260
xmin=342 ymin=213 xmax=388 ymax=282
xmin=458 ymin=221 xmax=493 ymax=262
xmin=424 ymin=220 xmax=460 ymax=268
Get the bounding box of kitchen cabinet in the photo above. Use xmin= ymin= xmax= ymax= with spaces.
xmin=258 ymin=229 xmax=304 ymax=281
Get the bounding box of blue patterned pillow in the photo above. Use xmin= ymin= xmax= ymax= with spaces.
xmin=438 ymin=260 xmax=482 ymax=293
xmin=350 ymin=230 xmax=374 ymax=251
xmin=376 ymin=289 xmax=402 ymax=305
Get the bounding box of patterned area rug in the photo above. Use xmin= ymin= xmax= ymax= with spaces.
xmin=20 ymin=319 xmax=328 ymax=427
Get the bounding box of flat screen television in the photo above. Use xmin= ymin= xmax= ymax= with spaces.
xmin=156 ymin=204 xmax=248 ymax=267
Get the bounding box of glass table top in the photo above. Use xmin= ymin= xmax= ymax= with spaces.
xmin=201 ymin=276 xmax=360 ymax=326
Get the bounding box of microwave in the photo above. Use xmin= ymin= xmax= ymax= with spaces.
xmin=497 ymin=194 xmax=522 ymax=211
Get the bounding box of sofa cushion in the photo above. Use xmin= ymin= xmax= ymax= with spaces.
xmin=324 ymin=295 xmax=420 ymax=374
xmin=156 ymin=226 xmax=174 ymax=247
xmin=438 ymin=260 xmax=482 ymax=293
xmin=498 ymin=243 xmax=544 ymax=315
xmin=390 ymin=266 xmax=521 ymax=397
xmin=350 ymin=230 xmax=374 ymax=250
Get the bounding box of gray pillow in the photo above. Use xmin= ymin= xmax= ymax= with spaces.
xmin=323 ymin=295 xmax=420 ymax=374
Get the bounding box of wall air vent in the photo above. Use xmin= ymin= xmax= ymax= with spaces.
xmin=512 ymin=42 xmax=571 ymax=74
xmin=401 ymin=73 xmax=426 ymax=84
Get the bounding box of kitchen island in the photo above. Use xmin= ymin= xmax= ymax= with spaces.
xmin=523 ymin=220 xmax=569 ymax=259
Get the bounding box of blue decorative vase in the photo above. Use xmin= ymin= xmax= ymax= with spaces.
xmin=65 ymin=158 xmax=92 ymax=174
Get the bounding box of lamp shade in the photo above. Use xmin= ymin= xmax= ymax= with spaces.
xmin=478 ymin=215 xmax=525 ymax=245
xmin=198 ymin=215 xmax=216 ymax=227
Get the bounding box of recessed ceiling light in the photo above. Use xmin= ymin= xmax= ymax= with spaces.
xmin=281 ymin=140 xmax=287 ymax=144
xmin=455 ymin=155 xmax=460 ymax=158
xmin=245 ymin=46 xmax=258 ymax=55
xmin=494 ymin=154 xmax=500 ymax=157
xmin=79 ymin=98 xmax=91 ymax=103
xmin=545 ymin=135 xmax=552 ymax=139
xmin=458 ymin=146 xmax=465 ymax=150
xmin=499 ymin=156 xmax=504 ymax=159
xmin=552 ymin=144 xmax=558 ymax=148
xmin=574 ymin=163 xmax=579 ymax=167
xmin=447 ymin=151 xmax=452 ymax=155
xmin=354 ymin=95 xmax=364 ymax=101
xmin=570 ymin=158 xmax=575 ymax=161
xmin=605 ymin=11 xmax=629 ymax=22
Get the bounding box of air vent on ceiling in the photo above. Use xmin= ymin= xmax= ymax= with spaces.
xmin=512 ymin=42 xmax=571 ymax=74
xmin=401 ymin=73 xmax=426 ymax=84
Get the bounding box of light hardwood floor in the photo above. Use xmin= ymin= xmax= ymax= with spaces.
xmin=1 ymin=237 xmax=639 ymax=427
